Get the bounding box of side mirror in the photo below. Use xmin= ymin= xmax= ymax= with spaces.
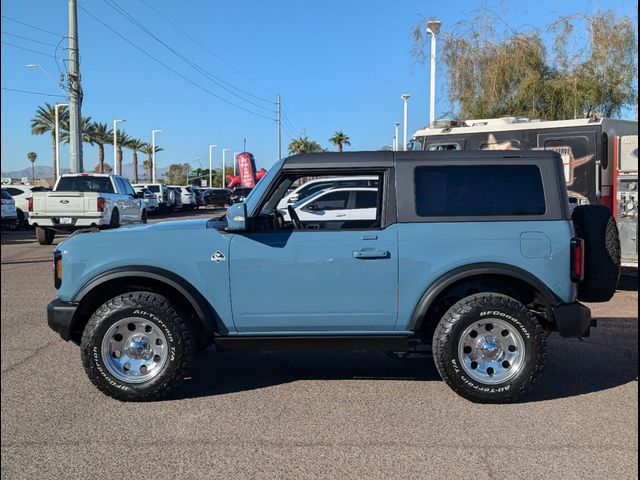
xmin=226 ymin=202 xmax=247 ymax=231
xmin=288 ymin=194 xmax=299 ymax=203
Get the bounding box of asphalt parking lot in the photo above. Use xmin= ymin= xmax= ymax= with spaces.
xmin=1 ymin=211 xmax=637 ymax=479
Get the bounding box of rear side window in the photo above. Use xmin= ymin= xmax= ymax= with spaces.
xmin=148 ymin=185 xmax=160 ymax=193
xmin=56 ymin=176 xmax=115 ymax=193
xmin=415 ymin=165 xmax=546 ymax=217
xmin=312 ymin=191 xmax=349 ymax=210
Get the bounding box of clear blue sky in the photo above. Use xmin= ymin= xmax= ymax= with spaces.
xmin=1 ymin=0 xmax=637 ymax=174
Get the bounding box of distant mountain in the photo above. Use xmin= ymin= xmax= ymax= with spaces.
xmin=2 ymin=164 xmax=170 ymax=180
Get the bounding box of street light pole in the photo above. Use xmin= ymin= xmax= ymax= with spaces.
xmin=426 ymin=20 xmax=442 ymax=128
xmin=233 ymin=152 xmax=240 ymax=177
xmin=208 ymin=144 xmax=217 ymax=188
xmin=151 ymin=129 xmax=162 ymax=183
xmin=401 ymin=94 xmax=411 ymax=151
xmin=394 ymin=122 xmax=400 ymax=151
xmin=113 ymin=119 xmax=126 ymax=175
xmin=54 ymin=103 xmax=69 ymax=180
xmin=222 ymin=148 xmax=230 ymax=188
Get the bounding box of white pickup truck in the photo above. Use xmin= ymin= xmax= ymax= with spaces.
xmin=28 ymin=173 xmax=146 ymax=245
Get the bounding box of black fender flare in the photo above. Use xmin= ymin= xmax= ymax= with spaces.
xmin=408 ymin=262 xmax=561 ymax=331
xmin=74 ymin=266 xmax=227 ymax=335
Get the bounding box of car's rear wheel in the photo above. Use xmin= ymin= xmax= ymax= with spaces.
xmin=35 ymin=226 xmax=55 ymax=245
xmin=81 ymin=292 xmax=195 ymax=401
xmin=433 ymin=293 xmax=546 ymax=404
xmin=109 ymin=209 xmax=120 ymax=228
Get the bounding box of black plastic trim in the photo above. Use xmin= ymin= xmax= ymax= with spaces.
xmin=409 ymin=262 xmax=561 ymax=331
xmin=215 ymin=335 xmax=409 ymax=352
xmin=552 ymin=302 xmax=592 ymax=337
xmin=74 ymin=266 xmax=227 ymax=335
xmin=47 ymin=299 xmax=78 ymax=342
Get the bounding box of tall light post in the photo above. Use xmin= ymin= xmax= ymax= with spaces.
xmin=54 ymin=103 xmax=69 ymax=180
xmin=394 ymin=122 xmax=400 ymax=151
xmin=233 ymin=152 xmax=240 ymax=177
xmin=221 ymin=148 xmax=230 ymax=188
xmin=113 ymin=119 xmax=126 ymax=175
xmin=401 ymin=94 xmax=411 ymax=151
xmin=426 ymin=20 xmax=442 ymax=128
xmin=208 ymin=144 xmax=217 ymax=188
xmin=151 ymin=129 xmax=162 ymax=183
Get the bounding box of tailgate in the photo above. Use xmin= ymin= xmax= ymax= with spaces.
xmin=36 ymin=192 xmax=98 ymax=216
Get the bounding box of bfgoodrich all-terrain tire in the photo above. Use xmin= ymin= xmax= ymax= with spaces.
xmin=571 ymin=205 xmax=621 ymax=302
xmin=433 ymin=293 xmax=546 ymax=404
xmin=81 ymin=292 xmax=195 ymax=401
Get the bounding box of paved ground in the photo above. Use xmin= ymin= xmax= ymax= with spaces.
xmin=1 ymin=213 xmax=637 ymax=479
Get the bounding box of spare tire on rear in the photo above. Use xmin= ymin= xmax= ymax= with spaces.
xmin=571 ymin=205 xmax=620 ymax=302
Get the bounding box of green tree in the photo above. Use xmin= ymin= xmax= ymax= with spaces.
xmin=411 ymin=9 xmax=637 ymax=120
xmin=30 ymin=103 xmax=69 ymax=177
xmin=166 ymin=163 xmax=186 ymax=185
xmin=61 ymin=116 xmax=95 ymax=147
xmin=288 ymin=136 xmax=324 ymax=154
xmin=114 ymin=130 xmax=130 ymax=175
xmin=125 ymin=138 xmax=146 ymax=183
xmin=329 ymin=131 xmax=351 ymax=152
xmin=27 ymin=152 xmax=37 ymax=182
xmin=140 ymin=143 xmax=163 ymax=181
xmin=90 ymin=122 xmax=112 ymax=173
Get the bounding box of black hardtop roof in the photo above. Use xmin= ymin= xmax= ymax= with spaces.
xmin=282 ymin=150 xmax=561 ymax=170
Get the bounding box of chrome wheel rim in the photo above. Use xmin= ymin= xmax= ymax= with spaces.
xmin=457 ymin=318 xmax=526 ymax=385
xmin=101 ymin=317 xmax=168 ymax=384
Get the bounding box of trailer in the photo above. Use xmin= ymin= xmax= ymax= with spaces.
xmin=410 ymin=117 xmax=638 ymax=268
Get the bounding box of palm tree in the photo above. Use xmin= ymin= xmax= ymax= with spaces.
xmin=125 ymin=138 xmax=146 ymax=183
xmin=288 ymin=136 xmax=324 ymax=155
xmin=114 ymin=129 xmax=130 ymax=176
xmin=329 ymin=130 xmax=351 ymax=152
xmin=30 ymin=103 xmax=69 ymax=177
xmin=27 ymin=152 xmax=37 ymax=182
xmin=140 ymin=143 xmax=163 ymax=181
xmin=90 ymin=122 xmax=112 ymax=173
xmin=61 ymin=116 xmax=95 ymax=146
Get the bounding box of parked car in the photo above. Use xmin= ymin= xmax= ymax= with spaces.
xmin=47 ymin=151 xmax=620 ymax=403
xmin=169 ymin=186 xmax=196 ymax=210
xmin=1 ymin=189 xmax=18 ymax=227
xmin=3 ymin=185 xmax=51 ymax=229
xmin=230 ymin=187 xmax=253 ymax=204
xmin=192 ymin=187 xmax=206 ymax=207
xmin=202 ymin=188 xmax=232 ymax=207
xmin=28 ymin=173 xmax=147 ymax=245
xmin=131 ymin=183 xmax=170 ymax=211
xmin=276 ymin=176 xmax=378 ymax=211
xmin=165 ymin=187 xmax=182 ymax=211
xmin=133 ymin=187 xmax=159 ymax=213
xmin=281 ymin=187 xmax=379 ymax=225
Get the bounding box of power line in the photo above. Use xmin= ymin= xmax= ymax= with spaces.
xmin=1 ymin=31 xmax=59 ymax=47
xmin=138 ymin=0 xmax=277 ymax=98
xmin=101 ymin=0 xmax=276 ymax=112
xmin=1 ymin=41 xmax=56 ymax=58
xmin=1 ymin=15 xmax=64 ymax=37
xmin=77 ymin=3 xmax=275 ymax=121
xmin=1 ymin=87 xmax=66 ymax=97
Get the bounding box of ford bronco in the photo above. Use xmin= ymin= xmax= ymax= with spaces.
xmin=47 ymin=151 xmax=621 ymax=403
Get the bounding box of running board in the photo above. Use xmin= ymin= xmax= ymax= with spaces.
xmin=214 ymin=335 xmax=410 ymax=352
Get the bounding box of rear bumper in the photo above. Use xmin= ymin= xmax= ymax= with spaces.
xmin=29 ymin=215 xmax=107 ymax=229
xmin=552 ymin=302 xmax=592 ymax=337
xmin=47 ymin=299 xmax=79 ymax=342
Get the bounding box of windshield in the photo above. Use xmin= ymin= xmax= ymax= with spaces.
xmin=55 ymin=176 xmax=114 ymax=193
xmin=244 ymin=159 xmax=283 ymax=215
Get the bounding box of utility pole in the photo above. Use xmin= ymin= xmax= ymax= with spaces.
xmin=67 ymin=0 xmax=83 ymax=173
xmin=277 ymin=94 xmax=282 ymax=160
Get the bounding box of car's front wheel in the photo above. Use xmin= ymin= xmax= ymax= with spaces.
xmin=81 ymin=292 xmax=195 ymax=401
xmin=433 ymin=293 xmax=546 ymax=404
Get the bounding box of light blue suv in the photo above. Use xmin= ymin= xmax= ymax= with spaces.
xmin=47 ymin=151 xmax=621 ymax=403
